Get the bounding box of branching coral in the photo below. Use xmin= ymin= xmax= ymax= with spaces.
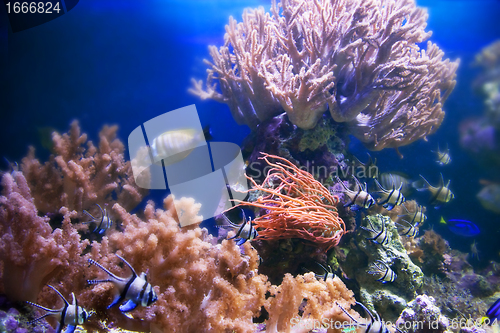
xmin=20 ymin=120 xmax=147 ymax=214
xmin=191 ymin=0 xmax=459 ymax=150
xmin=235 ymin=153 xmax=346 ymax=250
xmin=0 ymin=171 xmax=89 ymax=303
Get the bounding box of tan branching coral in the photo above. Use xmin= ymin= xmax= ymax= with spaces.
xmin=0 ymin=171 xmax=89 ymax=303
xmin=265 ymin=272 xmax=358 ymax=333
xmin=20 ymin=120 xmax=147 ymax=214
xmin=191 ymin=0 xmax=458 ymax=150
xmin=1 ymin=125 xmax=358 ymax=332
xmin=234 ymin=153 xmax=346 ymax=250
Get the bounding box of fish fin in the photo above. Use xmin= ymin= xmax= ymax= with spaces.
xmin=236 ymin=238 xmax=246 ymax=246
xmin=350 ymin=205 xmax=362 ymax=211
xmin=203 ymin=126 xmax=213 ymax=141
xmin=107 ymin=294 xmax=122 ymax=309
xmin=63 ymin=325 xmax=77 ymax=333
xmin=120 ymin=299 xmax=139 ymax=313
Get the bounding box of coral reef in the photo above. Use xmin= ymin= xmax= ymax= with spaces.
xmin=0 ymin=125 xmax=360 ymax=332
xmin=191 ymin=0 xmax=458 ymax=150
xmin=20 ymin=121 xmax=147 ymax=214
xmin=235 ymin=153 xmax=346 ymax=250
xmin=343 ymin=214 xmax=423 ymax=321
xmin=0 ymin=170 xmax=89 ymax=303
xmin=242 ymin=114 xmax=350 ymax=186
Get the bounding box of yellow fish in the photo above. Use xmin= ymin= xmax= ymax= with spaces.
xmin=150 ymin=127 xmax=211 ymax=166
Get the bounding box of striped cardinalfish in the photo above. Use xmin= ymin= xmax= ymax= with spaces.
xmin=433 ymin=144 xmax=451 ymax=165
xmin=395 ymin=219 xmax=419 ymax=238
xmin=82 ymin=204 xmax=112 ymax=234
xmin=398 ymin=204 xmax=426 ymax=227
xmin=413 ymin=174 xmax=454 ymax=207
xmin=218 ymin=210 xmax=258 ymax=246
xmin=334 ymin=176 xmax=375 ymax=210
xmin=336 ymin=301 xmax=399 ymax=333
xmin=314 ymin=262 xmax=336 ymax=281
xmin=87 ymin=255 xmax=158 ymax=313
xmin=367 ymin=260 xmax=396 ymax=283
xmin=361 ymin=218 xmax=389 ymax=246
xmin=373 ymin=177 xmax=405 ymax=210
xmin=26 ymin=285 xmax=88 ymax=333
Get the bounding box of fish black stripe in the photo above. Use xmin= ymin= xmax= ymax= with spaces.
xmin=430 ymin=186 xmax=444 ymax=205
xmin=366 ymin=322 xmax=373 ymax=333
xmin=379 ymin=185 xmax=396 ymax=206
xmin=373 ymin=223 xmax=385 ymax=242
xmin=148 ymin=288 xmax=154 ymax=305
xmin=235 ymin=222 xmax=246 ymax=238
xmin=139 ymin=280 xmax=148 ymax=303
xmin=117 ymin=276 xmax=136 ymax=307
xmin=378 ymin=267 xmax=389 ymax=282
xmin=58 ymin=303 xmax=69 ymax=333
xmin=352 ymin=189 xmax=361 ymax=206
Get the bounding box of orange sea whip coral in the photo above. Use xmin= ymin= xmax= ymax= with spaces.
xmin=234 ymin=153 xmax=345 ymax=250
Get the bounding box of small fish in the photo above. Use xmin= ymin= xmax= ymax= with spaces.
xmin=373 ymin=178 xmax=405 ymax=210
xmin=485 ymin=297 xmax=500 ymax=324
xmin=395 ymin=219 xmax=418 ymax=238
xmin=398 ymin=204 xmax=427 ymax=227
xmin=26 ymin=285 xmax=88 ymax=333
xmin=413 ymin=174 xmax=454 ymax=207
xmin=82 ymin=204 xmax=113 ymax=234
xmin=150 ymin=127 xmax=211 ymax=166
xmin=219 ymin=210 xmax=258 ymax=246
xmin=334 ymin=176 xmax=375 ymax=210
xmin=336 ymin=301 xmax=393 ymax=333
xmin=470 ymin=240 xmax=480 ymax=261
xmin=367 ymin=260 xmax=396 ymax=283
xmin=433 ymin=144 xmax=451 ymax=165
xmin=361 ymin=218 xmax=389 ymax=246
xmin=440 ymin=217 xmax=480 ymax=237
xmin=314 ymin=262 xmax=336 ymax=281
xmin=87 ymin=255 xmax=158 ymax=312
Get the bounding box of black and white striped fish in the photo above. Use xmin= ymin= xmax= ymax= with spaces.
xmin=373 ymin=178 xmax=405 ymax=210
xmin=335 ymin=176 xmax=375 ymax=210
xmin=88 ymin=255 xmax=157 ymax=313
xmin=337 ymin=301 xmax=392 ymax=333
xmin=398 ymin=204 xmax=426 ymax=227
xmin=314 ymin=262 xmax=336 ymax=281
xmin=82 ymin=204 xmax=113 ymax=235
xmin=433 ymin=144 xmax=451 ymax=166
xmin=219 ymin=211 xmax=258 ymax=246
xmin=361 ymin=218 xmax=389 ymax=246
xmin=367 ymin=260 xmax=396 ymax=283
xmin=413 ymin=174 xmax=454 ymax=207
xmin=395 ymin=219 xmax=419 ymax=238
xmin=26 ymin=285 xmax=88 ymax=333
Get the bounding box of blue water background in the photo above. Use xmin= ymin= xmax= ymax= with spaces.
xmin=1 ymin=0 xmax=500 ymax=264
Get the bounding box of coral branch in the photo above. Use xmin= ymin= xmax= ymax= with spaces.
xmin=234 ymin=153 xmax=345 ymax=250
xmin=191 ymin=0 xmax=458 ymax=149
